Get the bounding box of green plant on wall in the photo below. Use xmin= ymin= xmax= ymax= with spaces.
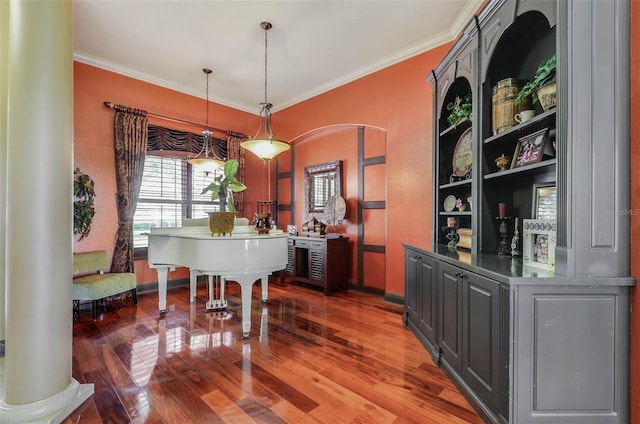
xmin=446 ymin=93 xmax=472 ymax=128
xmin=514 ymin=54 xmax=556 ymax=105
xmin=74 ymin=167 xmax=96 ymax=240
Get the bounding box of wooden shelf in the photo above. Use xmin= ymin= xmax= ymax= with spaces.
xmin=484 ymin=109 xmax=556 ymax=146
xmin=439 ymin=211 xmax=472 ymax=216
xmin=484 ymin=159 xmax=556 ymax=180
xmin=440 ymin=119 xmax=472 ymax=137
xmin=439 ymin=179 xmax=472 ymax=190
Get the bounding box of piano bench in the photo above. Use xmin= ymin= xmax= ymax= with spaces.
xmin=73 ymin=251 xmax=137 ymax=320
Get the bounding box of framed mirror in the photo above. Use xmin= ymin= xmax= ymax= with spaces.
xmin=304 ymin=160 xmax=343 ymax=220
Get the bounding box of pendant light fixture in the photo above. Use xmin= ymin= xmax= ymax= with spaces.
xmin=188 ymin=68 xmax=225 ymax=172
xmin=241 ymin=21 xmax=290 ymax=161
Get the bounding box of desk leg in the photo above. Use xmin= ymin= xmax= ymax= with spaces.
xmin=155 ymin=266 xmax=169 ymax=316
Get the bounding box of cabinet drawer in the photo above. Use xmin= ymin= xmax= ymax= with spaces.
xmin=296 ymin=239 xmax=309 ymax=248
xmin=309 ymin=241 xmax=324 ymax=249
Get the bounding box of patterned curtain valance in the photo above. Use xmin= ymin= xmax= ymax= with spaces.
xmin=147 ymin=124 xmax=228 ymax=159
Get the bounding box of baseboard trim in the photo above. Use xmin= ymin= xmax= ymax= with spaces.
xmin=136 ymin=278 xmax=190 ymax=294
xmin=384 ymin=292 xmax=404 ymax=305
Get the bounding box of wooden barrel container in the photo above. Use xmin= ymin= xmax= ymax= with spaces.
xmin=492 ymin=78 xmax=530 ymax=135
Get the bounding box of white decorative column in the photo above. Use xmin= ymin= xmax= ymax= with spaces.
xmin=0 ymin=1 xmax=93 ymax=422
xmin=0 ymin=0 xmax=9 ymax=358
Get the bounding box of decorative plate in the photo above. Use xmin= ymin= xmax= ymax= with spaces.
xmin=451 ymin=127 xmax=473 ymax=178
xmin=443 ymin=195 xmax=457 ymax=212
xmin=320 ymin=194 xmax=346 ymax=226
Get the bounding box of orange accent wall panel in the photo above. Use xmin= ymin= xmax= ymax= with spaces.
xmin=279 ymin=211 xmax=292 ymax=232
xmin=364 ymin=127 xmax=387 ymax=158
xmin=363 ymin=209 xmax=386 ymax=246
xmin=363 ymin=251 xmax=386 ymax=291
xmin=278 ymin=177 xmax=292 ymax=205
xmin=363 ymin=164 xmax=386 ymax=202
xmin=277 ymin=150 xmax=292 ymax=173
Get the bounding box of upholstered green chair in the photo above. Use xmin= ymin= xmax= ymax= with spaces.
xmin=73 ymin=251 xmax=137 ymax=320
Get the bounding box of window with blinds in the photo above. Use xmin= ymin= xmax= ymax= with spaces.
xmin=133 ymin=155 xmax=221 ymax=249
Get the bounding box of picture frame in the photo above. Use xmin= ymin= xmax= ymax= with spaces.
xmin=532 ymin=183 xmax=557 ymax=220
xmin=522 ymin=219 xmax=556 ymax=271
xmin=511 ymin=128 xmax=548 ymax=169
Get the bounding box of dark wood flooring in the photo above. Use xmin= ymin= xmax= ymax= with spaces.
xmin=65 ymin=278 xmax=482 ymax=423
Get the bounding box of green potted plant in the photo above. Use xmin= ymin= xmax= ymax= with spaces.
xmin=445 ymin=92 xmax=472 ymax=128
xmin=514 ymin=54 xmax=556 ymax=111
xmin=201 ymin=159 xmax=247 ymax=235
xmin=73 ymin=167 xmax=96 ymax=240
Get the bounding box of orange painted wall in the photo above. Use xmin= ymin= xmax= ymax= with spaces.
xmin=272 ymin=44 xmax=451 ymax=296
xmin=629 ymin=0 xmax=639 ymax=421
xmin=73 ymin=62 xmax=259 ymax=284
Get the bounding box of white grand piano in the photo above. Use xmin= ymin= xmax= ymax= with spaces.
xmin=147 ymin=221 xmax=287 ymax=339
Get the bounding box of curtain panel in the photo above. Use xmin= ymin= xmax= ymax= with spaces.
xmin=227 ymin=131 xmax=246 ymax=216
xmin=111 ymin=105 xmax=148 ymax=273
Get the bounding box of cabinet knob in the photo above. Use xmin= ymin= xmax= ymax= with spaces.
xmin=455 ymin=272 xmax=464 ymax=278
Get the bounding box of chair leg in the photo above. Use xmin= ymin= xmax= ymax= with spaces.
xmin=131 ymin=288 xmax=138 ymax=305
xmin=92 ymin=300 xmax=98 ymax=321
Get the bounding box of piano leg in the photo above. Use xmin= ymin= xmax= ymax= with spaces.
xmin=155 ymin=266 xmax=170 ymax=316
xmin=224 ymin=274 xmax=266 ymax=339
xmin=260 ymin=276 xmax=269 ymax=304
xmin=221 ymin=277 xmax=226 ymax=302
xmin=189 ymin=269 xmax=197 ymax=303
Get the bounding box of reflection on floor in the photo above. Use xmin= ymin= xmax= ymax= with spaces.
xmin=66 ymin=279 xmax=482 ymax=423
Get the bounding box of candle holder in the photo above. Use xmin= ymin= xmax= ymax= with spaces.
xmin=496 ymin=217 xmax=511 ymax=256
xmin=442 ymin=223 xmax=459 ymax=249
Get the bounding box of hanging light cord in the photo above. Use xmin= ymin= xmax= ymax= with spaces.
xmin=203 ymin=68 xmax=213 ymax=157
xmin=257 ymin=22 xmax=274 ymax=141
xmin=263 ymin=22 xmax=269 ymax=106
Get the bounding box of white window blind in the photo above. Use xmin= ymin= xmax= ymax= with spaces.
xmin=133 ymin=155 xmax=221 ymax=249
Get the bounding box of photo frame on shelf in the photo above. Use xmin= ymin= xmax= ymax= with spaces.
xmin=522 ymin=219 xmax=556 ymax=271
xmin=511 ymin=128 xmax=549 ymax=169
xmin=532 ymin=183 xmax=557 ymax=220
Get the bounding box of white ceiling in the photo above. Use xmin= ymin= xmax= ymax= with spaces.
xmin=73 ymin=0 xmax=481 ymax=114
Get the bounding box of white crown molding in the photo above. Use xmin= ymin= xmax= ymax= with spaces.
xmin=277 ymin=30 xmax=455 ymax=111
xmin=73 ymin=52 xmax=256 ymax=114
xmin=277 ymin=2 xmax=481 ymax=111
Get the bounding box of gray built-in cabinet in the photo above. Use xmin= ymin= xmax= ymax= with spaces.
xmin=404 ymin=1 xmax=634 ymax=423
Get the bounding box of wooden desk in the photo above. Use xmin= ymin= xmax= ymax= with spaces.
xmin=283 ymin=235 xmax=349 ymax=295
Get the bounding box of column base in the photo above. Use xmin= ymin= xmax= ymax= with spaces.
xmin=0 ymin=378 xmax=94 ymax=424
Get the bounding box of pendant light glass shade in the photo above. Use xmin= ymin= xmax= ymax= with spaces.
xmin=188 ymin=68 xmax=225 ymax=171
xmin=241 ymin=22 xmax=290 ymax=161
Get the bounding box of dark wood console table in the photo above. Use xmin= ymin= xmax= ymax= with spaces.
xmin=283 ymin=235 xmax=349 ymax=295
